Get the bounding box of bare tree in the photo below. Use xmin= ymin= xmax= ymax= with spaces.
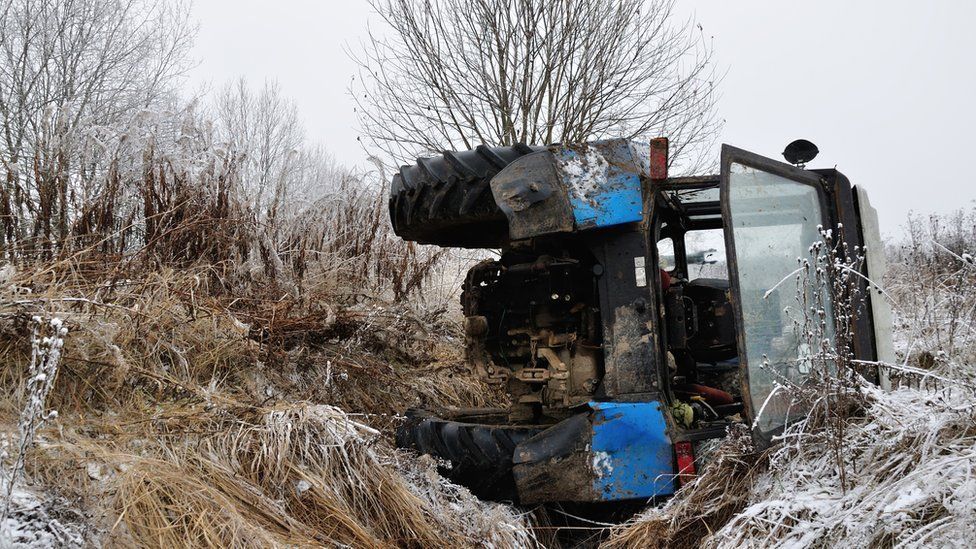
xmin=354 ymin=0 xmax=721 ymax=171
xmin=0 ymin=0 xmax=194 ymax=251
xmin=215 ymin=79 xmax=304 ymax=222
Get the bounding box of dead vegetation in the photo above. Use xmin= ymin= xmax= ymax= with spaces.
xmin=887 ymin=208 xmax=976 ymax=378
xmin=0 ymin=14 xmax=524 ymax=539
xmin=0 ymin=88 xmax=518 ymax=543
xmin=0 ymin=251 xmax=530 ymax=547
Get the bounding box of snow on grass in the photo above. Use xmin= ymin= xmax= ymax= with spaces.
xmin=103 ymin=401 xmax=537 ymax=547
xmin=708 ymin=381 xmax=976 ymax=548
xmin=0 ymin=483 xmax=89 ymax=548
xmin=2 ymin=317 xmax=68 ymax=543
xmin=398 ymin=453 xmax=537 ymax=549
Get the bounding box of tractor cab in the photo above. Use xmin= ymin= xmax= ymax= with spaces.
xmin=652 ymin=144 xmax=892 ymax=456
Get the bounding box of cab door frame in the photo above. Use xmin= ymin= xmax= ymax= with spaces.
xmin=719 ymin=145 xmax=837 ymax=446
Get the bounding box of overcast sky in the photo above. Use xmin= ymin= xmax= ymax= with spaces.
xmin=186 ymin=0 xmax=976 ymax=236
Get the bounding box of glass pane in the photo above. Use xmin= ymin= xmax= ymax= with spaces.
xmin=727 ymin=163 xmax=833 ymax=434
xmin=657 ymin=237 xmax=675 ymax=271
xmin=666 ymin=186 xmax=719 ymax=204
xmin=685 ymin=228 xmax=727 ymax=280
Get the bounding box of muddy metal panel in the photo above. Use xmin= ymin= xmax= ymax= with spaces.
xmin=553 ymin=140 xmax=645 ymax=230
xmin=490 ymin=139 xmax=648 ymax=240
xmin=512 ymin=401 xmax=675 ymax=503
xmin=490 ymin=151 xmax=575 ymax=240
xmin=589 ymin=401 xmax=674 ymax=499
xmin=588 ymin=229 xmax=661 ymax=397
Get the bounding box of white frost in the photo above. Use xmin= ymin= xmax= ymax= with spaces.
xmin=592 ymin=451 xmax=614 ymax=478
xmin=555 ymin=147 xmax=611 ymax=206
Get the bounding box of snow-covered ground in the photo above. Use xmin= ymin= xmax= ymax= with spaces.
xmin=710 ymin=382 xmax=976 ymax=548
xmin=0 ymin=483 xmax=90 ymax=548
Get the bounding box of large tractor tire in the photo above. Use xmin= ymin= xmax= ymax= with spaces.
xmin=396 ymin=411 xmax=544 ymax=502
xmin=389 ymin=143 xmax=542 ymax=248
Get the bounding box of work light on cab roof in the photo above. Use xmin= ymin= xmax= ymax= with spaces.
xmin=782 ymin=139 xmax=820 ymax=168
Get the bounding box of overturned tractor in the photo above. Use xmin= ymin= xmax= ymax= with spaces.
xmin=392 ymin=138 xmax=893 ymax=504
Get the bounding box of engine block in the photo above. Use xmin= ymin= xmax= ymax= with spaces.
xmin=462 ymin=247 xmax=603 ymax=422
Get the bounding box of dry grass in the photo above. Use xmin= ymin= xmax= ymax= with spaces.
xmin=0 ymin=256 xmax=528 ymax=548
xmin=887 ymin=208 xmax=976 ymax=379
xmin=28 ymin=399 xmax=534 ymax=548
xmin=603 ymin=425 xmax=765 ymax=549
xmin=102 ymin=403 xmax=509 ymax=547
xmin=0 ymin=256 xmax=488 ymax=416
xmin=0 ymin=64 xmax=507 ymax=547
xmin=0 ymin=93 xmax=510 ymax=545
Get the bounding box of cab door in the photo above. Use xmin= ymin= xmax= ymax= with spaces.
xmin=719 ymin=145 xmax=836 ymax=445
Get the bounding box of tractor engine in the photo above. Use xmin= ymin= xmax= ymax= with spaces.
xmin=462 ymin=246 xmax=603 ymax=423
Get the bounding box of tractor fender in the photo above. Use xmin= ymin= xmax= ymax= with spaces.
xmin=490 ymin=138 xmax=649 ymax=240
xmin=512 ymin=400 xmax=675 ymax=504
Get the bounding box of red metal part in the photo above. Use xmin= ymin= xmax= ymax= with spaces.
xmin=676 ymin=383 xmax=735 ymax=406
xmin=674 ymin=440 xmax=696 ymax=486
xmin=649 ymin=137 xmax=669 ymax=180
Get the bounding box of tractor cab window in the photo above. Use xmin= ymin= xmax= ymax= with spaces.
xmin=657 ymin=237 xmax=676 ymax=271
xmin=684 ymin=228 xmax=727 ymax=280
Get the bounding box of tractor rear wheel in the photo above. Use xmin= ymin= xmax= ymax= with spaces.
xmin=395 ymin=410 xmax=544 ymax=502
xmin=389 ymin=144 xmax=542 ymax=248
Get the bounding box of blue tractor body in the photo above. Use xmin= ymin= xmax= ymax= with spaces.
xmin=392 ymin=138 xmax=891 ymax=504
xmin=512 ymin=400 xmax=675 ymax=503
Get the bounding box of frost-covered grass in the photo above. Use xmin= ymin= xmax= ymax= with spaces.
xmin=100 ymin=403 xmax=535 ymax=548
xmin=0 ymin=483 xmax=89 ymax=548
xmin=887 ymin=209 xmax=976 ymax=381
xmin=0 ymin=317 xmax=71 ymax=546
xmin=608 ymin=378 xmax=976 ymax=548
xmin=0 ymin=260 xmax=519 ymax=548
xmin=709 ymin=381 xmax=976 ymax=548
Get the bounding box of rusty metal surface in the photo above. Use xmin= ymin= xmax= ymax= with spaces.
xmin=649 ymin=137 xmax=669 ymax=180
xmin=490 ymin=138 xmax=650 ymax=240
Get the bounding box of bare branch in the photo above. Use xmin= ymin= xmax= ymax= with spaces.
xmin=354 ymin=0 xmax=722 ymax=171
